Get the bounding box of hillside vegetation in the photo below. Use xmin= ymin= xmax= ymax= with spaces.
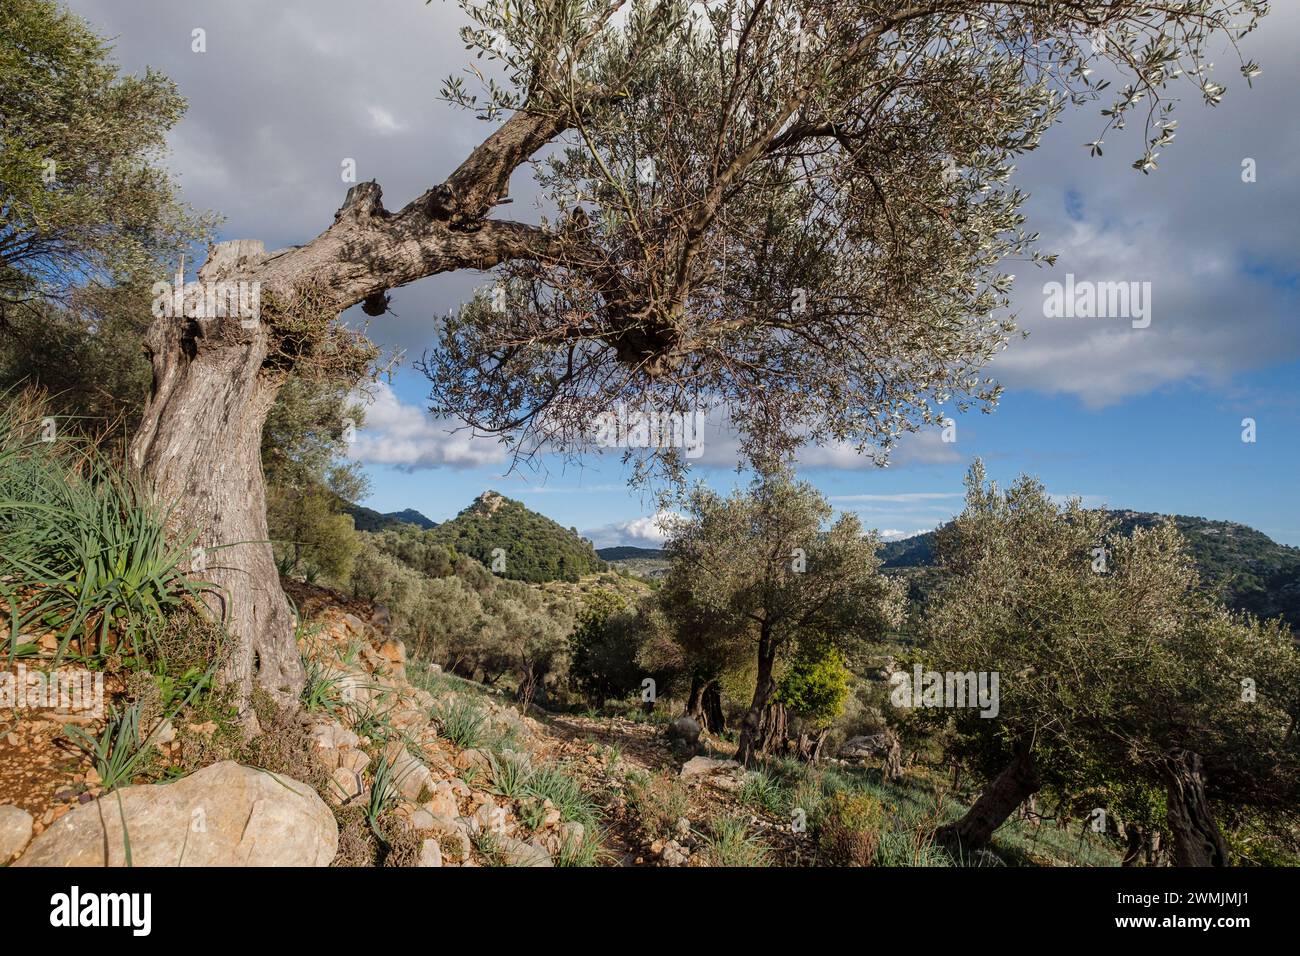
xmin=880 ymin=510 xmax=1300 ymax=623
xmin=428 ymin=491 xmax=607 ymax=583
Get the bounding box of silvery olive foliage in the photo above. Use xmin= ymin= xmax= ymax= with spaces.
xmin=423 ymin=0 xmax=1267 ymax=481
xmin=924 ymin=461 xmax=1299 ymax=844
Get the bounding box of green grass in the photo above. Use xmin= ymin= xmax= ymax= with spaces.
xmin=624 ymin=769 xmax=689 ymax=840
xmin=64 ymin=701 xmax=151 ymax=791
xmin=556 ymin=823 xmax=609 ymax=867
xmin=703 ymin=815 xmax=771 ymax=867
xmin=765 ymin=757 xmax=1121 ymax=867
xmin=470 ymin=828 xmax=509 ymax=866
xmin=364 ymin=753 xmax=409 ymax=846
xmin=739 ymin=769 xmax=790 ymax=816
xmin=527 ymin=764 xmax=599 ymax=827
xmin=300 ymin=653 xmax=344 ymax=714
xmin=406 ymin=659 xmax=488 ymax=699
xmin=488 ymin=751 xmax=534 ymax=800
xmin=437 ymin=697 xmax=488 ymax=750
xmin=0 ymin=390 xmax=207 ymax=665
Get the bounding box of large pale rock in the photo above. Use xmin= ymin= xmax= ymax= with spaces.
xmin=423 ymin=781 xmax=459 ymax=819
xmin=680 ymin=756 xmax=740 ymax=778
xmin=0 ymin=805 xmax=34 ymax=862
xmin=14 ymin=761 xmax=337 ymax=867
xmin=500 ymin=836 xmax=552 ymax=868
xmin=311 ymin=720 xmax=360 ymax=753
xmin=329 ymin=766 xmax=366 ymax=807
xmin=384 ymin=743 xmax=433 ymax=801
xmin=418 ymin=838 xmax=443 ymax=867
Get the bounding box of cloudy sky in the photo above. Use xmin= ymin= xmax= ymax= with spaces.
xmin=66 ymin=0 xmax=1300 ymax=546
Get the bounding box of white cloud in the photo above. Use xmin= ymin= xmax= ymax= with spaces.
xmin=685 ymin=407 xmax=963 ymax=472
xmin=366 ymin=105 xmax=407 ymax=135
xmin=347 ymin=382 xmax=507 ymax=470
xmin=584 ymin=510 xmax=682 ymax=549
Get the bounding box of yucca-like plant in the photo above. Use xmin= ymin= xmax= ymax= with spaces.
xmin=526 ymin=764 xmax=598 ymax=827
xmin=704 ymin=815 xmax=771 ymax=867
xmin=300 ymin=652 xmax=344 ymax=714
xmin=0 ymin=390 xmax=207 ymax=664
xmin=64 ymin=658 xmax=216 ymax=791
xmin=63 ymin=701 xmax=148 ymax=792
xmin=487 ymin=750 xmax=533 ymax=800
xmin=437 ymin=697 xmax=487 ymax=750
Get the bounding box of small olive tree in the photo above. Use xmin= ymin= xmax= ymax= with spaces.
xmin=662 ymin=468 xmax=903 ymax=764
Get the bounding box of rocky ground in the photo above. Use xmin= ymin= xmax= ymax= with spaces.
xmin=0 ymin=583 xmax=822 ymax=867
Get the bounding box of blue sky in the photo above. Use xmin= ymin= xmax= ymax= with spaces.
xmin=67 ymin=0 xmax=1300 ymax=547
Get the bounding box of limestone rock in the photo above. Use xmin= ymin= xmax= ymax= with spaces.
xmin=680 ymin=756 xmax=740 ymax=778
xmin=0 ymin=805 xmax=34 ymax=862
xmin=418 ymin=838 xmax=443 ymax=867
xmin=500 ymin=836 xmax=552 ymax=867
xmin=14 ymin=761 xmax=337 ymax=867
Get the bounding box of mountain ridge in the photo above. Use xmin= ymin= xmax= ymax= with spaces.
xmin=880 ymin=508 xmax=1300 ymax=622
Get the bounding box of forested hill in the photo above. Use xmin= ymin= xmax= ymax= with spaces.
xmin=596 ymin=546 xmax=667 ymax=561
xmin=428 ymin=491 xmax=607 ymax=583
xmin=344 ymin=503 xmax=438 ymax=532
xmin=879 ymin=510 xmax=1300 ymax=623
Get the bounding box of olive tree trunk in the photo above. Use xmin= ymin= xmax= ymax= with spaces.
xmin=130 ymin=241 xmax=296 ymax=728
xmin=127 ymin=110 xmax=568 ymax=728
xmin=1160 ymin=750 xmax=1229 ymax=867
xmin=686 ymin=674 xmax=726 ymax=733
xmin=936 ymin=741 xmax=1040 ymax=855
xmin=735 ymin=628 xmax=777 ymax=766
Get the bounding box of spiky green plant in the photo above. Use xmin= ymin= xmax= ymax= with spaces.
xmin=704 ymin=815 xmax=771 ymax=867
xmin=527 ymin=764 xmax=598 ymax=827
xmin=0 ymin=391 xmax=207 ymax=664
xmin=300 ymin=653 xmax=344 ymax=714
xmin=438 ymin=697 xmax=487 ymax=749
xmin=488 ymin=751 xmax=533 ymax=800
xmin=740 ymin=769 xmax=790 ymax=816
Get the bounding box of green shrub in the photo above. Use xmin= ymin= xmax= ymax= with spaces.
xmin=704 ymin=815 xmax=770 ymax=867
xmin=817 ymin=792 xmax=884 ymax=866
xmin=774 ymin=644 xmax=852 ymax=728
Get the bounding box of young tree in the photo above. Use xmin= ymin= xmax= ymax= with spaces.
xmin=570 ymin=589 xmax=644 ymax=706
xmin=0 ymin=0 xmax=209 ymax=318
xmin=263 ymin=378 xmax=368 ymax=583
xmin=663 ymin=469 xmax=902 ymax=764
xmin=772 ymin=638 xmax=853 ymax=761
xmin=925 ymin=463 xmax=1299 ymax=864
xmin=86 ymin=0 xmax=1262 ymax=722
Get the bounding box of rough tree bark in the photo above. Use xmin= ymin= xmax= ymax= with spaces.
xmin=130 ymin=240 xmax=297 ymax=726
xmin=755 ymin=700 xmax=789 ymax=756
xmin=1160 ymin=749 xmax=1229 ymax=867
xmin=129 ymin=110 xmax=570 ymax=728
xmin=935 ymin=741 xmax=1040 ymax=855
xmin=735 ymin=627 xmax=777 ymax=766
xmin=686 ymin=674 xmax=726 ymax=734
